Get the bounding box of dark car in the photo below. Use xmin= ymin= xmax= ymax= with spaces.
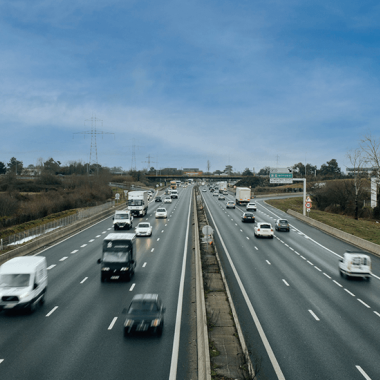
xmin=241 ymin=212 xmax=255 ymax=223
xmin=123 ymin=294 xmax=165 ymax=336
xmin=155 ymin=196 xmax=162 ymax=202
xmin=275 ymin=219 xmax=290 ymax=232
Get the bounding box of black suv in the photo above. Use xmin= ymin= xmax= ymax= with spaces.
xmin=155 ymin=196 xmax=162 ymax=202
xmin=123 ymin=294 xmax=165 ymax=336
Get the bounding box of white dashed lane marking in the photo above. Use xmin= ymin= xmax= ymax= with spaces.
xmin=282 ymin=279 xmax=289 ymax=286
xmin=358 ymin=299 xmax=371 ymax=308
xmin=108 ymin=317 xmax=118 ymax=330
xmin=59 ymin=257 xmax=68 ymax=262
xmin=143 ymin=262 xmax=147 ymax=267
xmin=89 ymin=239 xmax=94 ymax=242
xmin=266 ymin=260 xmax=271 ymax=265
xmin=47 ymin=265 xmax=56 ymax=270
xmin=96 ymin=235 xmax=101 ymax=238
xmin=129 ymin=283 xmax=135 ymax=291
xmin=81 ymin=244 xmax=87 ymax=248
xmin=71 ymin=250 xmax=78 ymax=254
xmin=151 ymin=248 xmax=154 ymax=252
xmin=46 ymin=306 xmax=58 ymax=317
xmin=308 ymin=310 xmax=320 ymax=321
xmin=80 ymin=277 xmax=88 ymax=284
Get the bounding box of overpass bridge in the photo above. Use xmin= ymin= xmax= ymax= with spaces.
xmin=145 ymin=174 xmax=246 ymax=182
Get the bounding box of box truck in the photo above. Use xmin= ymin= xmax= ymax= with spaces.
xmin=235 ymin=187 xmax=251 ymax=205
xmin=128 ymin=191 xmax=149 ymax=217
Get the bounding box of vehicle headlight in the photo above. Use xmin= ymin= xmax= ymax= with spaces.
xmin=102 ymin=267 xmax=110 ymax=271
xmin=120 ymin=267 xmax=129 ymax=271
xmin=124 ymin=319 xmax=134 ymax=327
xmin=151 ymin=319 xmax=161 ymax=327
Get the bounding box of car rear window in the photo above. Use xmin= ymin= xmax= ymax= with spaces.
xmin=157 ymin=208 xmax=166 ymax=212
xmin=245 ymin=213 xmax=254 ymax=217
xmin=279 ymin=220 xmax=288 ymax=224
xmin=260 ymin=224 xmax=271 ymax=229
xmin=138 ymin=223 xmax=149 ymax=228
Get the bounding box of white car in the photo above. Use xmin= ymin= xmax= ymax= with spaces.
xmin=202 ymin=189 xmax=207 ymax=192
xmin=213 ymin=192 xmax=218 ymax=196
xmin=135 ymin=222 xmax=153 ymax=237
xmin=254 ymin=223 xmax=274 ymax=238
xmin=226 ymin=201 xmax=235 ymax=209
xmin=246 ymin=202 xmax=257 ymax=211
xmin=164 ymin=197 xmax=172 ymax=203
xmin=339 ymin=251 xmax=372 ymax=280
xmin=155 ymin=208 xmax=168 ymax=219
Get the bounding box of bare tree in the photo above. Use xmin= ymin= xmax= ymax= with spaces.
xmin=347 ymin=149 xmax=367 ymax=220
xmin=360 ymin=134 xmax=380 ymax=209
xmin=207 ymin=160 xmax=211 ymax=173
xmin=360 ymin=134 xmax=380 ymax=172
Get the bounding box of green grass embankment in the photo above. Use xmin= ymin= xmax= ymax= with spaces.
xmin=266 ymin=197 xmax=380 ymax=245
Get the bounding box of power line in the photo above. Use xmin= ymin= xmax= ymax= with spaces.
xmin=73 ymin=116 xmax=114 ymax=174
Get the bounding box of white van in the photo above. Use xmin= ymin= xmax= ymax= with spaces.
xmin=0 ymin=257 xmax=48 ymax=313
xmin=339 ymin=251 xmax=372 ymax=280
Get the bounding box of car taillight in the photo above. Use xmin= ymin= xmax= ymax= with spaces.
xmin=257 ymin=228 xmax=260 ymax=231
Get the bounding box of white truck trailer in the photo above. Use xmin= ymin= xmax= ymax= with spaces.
xmin=127 ymin=191 xmax=149 ymax=217
xmin=219 ymin=181 xmax=227 ymax=193
xmin=235 ymin=187 xmax=251 ymax=205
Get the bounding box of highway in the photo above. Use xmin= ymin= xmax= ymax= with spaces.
xmin=0 ymin=186 xmax=196 ymax=380
xmin=201 ymin=188 xmax=380 ymax=380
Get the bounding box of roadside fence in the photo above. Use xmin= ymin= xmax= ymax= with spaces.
xmin=0 ymin=201 xmax=115 ymax=251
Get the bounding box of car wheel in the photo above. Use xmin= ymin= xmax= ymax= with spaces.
xmin=28 ymin=301 xmax=37 ymax=314
xmin=339 ymin=270 xmax=343 ymax=277
xmin=366 ymin=276 xmax=371 ymax=281
xmin=114 ymin=226 xmax=117 ymax=230
xmin=39 ymin=293 xmax=45 ymax=306
xmin=124 ymin=328 xmax=129 ymax=337
xmin=270 ymin=235 xmax=274 ymax=239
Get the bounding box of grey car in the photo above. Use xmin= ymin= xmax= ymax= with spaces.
xmin=275 ymin=219 xmax=290 ymax=232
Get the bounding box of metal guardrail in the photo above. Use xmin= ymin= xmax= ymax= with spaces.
xmin=0 ymin=201 xmax=115 ymax=251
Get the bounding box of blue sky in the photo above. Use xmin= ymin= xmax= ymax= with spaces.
xmin=1 ymin=0 xmax=380 ymax=173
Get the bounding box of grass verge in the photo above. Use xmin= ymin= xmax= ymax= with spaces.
xmin=266 ymin=197 xmax=380 ymax=245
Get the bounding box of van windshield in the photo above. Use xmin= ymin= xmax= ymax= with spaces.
xmin=103 ymin=251 xmax=130 ymax=263
xmin=115 ymin=214 xmax=129 ymax=219
xmin=0 ymin=274 xmax=31 ymax=288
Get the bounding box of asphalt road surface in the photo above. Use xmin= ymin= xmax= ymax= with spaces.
xmin=0 ymin=185 xmax=196 ymax=380
xmin=201 ymin=188 xmax=380 ymax=380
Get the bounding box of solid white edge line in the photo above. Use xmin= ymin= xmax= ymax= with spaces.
xmin=202 ymin=195 xmax=286 ymax=380
xmin=168 ymin=188 xmax=192 ymax=380
xmin=308 ymin=310 xmax=320 ymax=321
xmin=46 ymin=306 xmax=58 ymax=317
xmin=374 ymin=311 xmax=380 ymax=317
xmin=108 ymin=317 xmax=118 ymax=330
xmin=80 ymin=277 xmax=88 ymax=284
xmin=356 ymin=365 xmax=372 ymax=380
